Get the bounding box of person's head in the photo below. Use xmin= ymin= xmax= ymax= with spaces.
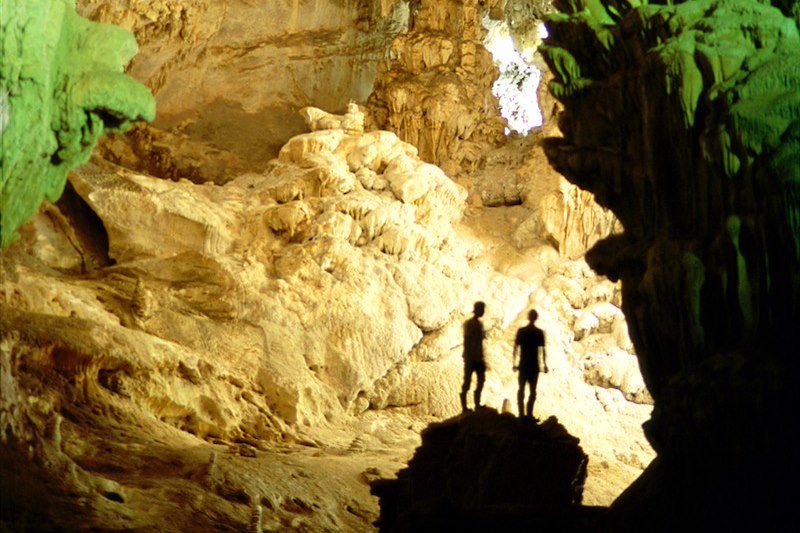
xmin=473 ymin=301 xmax=486 ymax=317
xmin=528 ymin=309 xmax=538 ymax=322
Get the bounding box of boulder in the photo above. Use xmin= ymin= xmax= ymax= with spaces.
xmin=372 ymin=409 xmax=595 ymax=531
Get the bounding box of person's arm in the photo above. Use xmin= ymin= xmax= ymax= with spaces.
xmin=512 ymin=332 xmax=519 ymax=370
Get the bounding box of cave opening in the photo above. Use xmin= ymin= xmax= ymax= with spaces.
xmin=483 ymin=16 xmax=548 ymax=135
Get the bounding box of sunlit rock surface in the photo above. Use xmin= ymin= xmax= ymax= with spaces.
xmin=0 ymin=0 xmax=155 ymax=246
xmin=58 ymin=120 xmax=471 ymax=428
xmin=1 ymin=106 xmax=653 ymax=527
xmin=75 ymin=0 xmax=410 ymax=175
xmin=368 ymin=0 xmax=507 ymax=174
xmin=543 ymin=0 xmax=800 ymax=528
xmin=371 ymin=410 xmax=595 ymax=531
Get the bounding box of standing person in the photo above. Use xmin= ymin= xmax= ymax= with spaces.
xmin=460 ymin=301 xmax=486 ymax=412
xmin=512 ymin=309 xmax=549 ymax=419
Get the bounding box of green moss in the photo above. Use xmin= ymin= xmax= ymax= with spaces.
xmin=543 ymin=0 xmax=800 ymax=363
xmin=657 ymin=36 xmax=704 ymax=127
xmin=543 ymin=0 xmax=800 ymax=523
xmin=0 ymin=0 xmax=155 ymax=247
xmin=725 ymin=216 xmax=755 ymax=332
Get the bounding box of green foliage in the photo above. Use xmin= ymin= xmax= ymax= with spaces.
xmin=0 ymin=0 xmax=155 ymax=247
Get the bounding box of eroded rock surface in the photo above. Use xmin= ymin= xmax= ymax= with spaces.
xmin=368 ymin=0 xmax=508 ymax=174
xmin=2 ymin=3 xmax=665 ymax=530
xmin=76 ymin=0 xmax=410 ymax=174
xmin=1 ymin=103 xmax=654 ymax=527
xmin=543 ymin=0 xmax=800 ymax=527
xmin=65 ymin=121 xmax=471 ymax=427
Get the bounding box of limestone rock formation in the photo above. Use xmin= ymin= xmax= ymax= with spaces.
xmin=473 ymin=133 xmax=621 ymax=258
xmin=503 ymin=1 xmax=554 ymax=51
xmin=0 ymin=0 xmax=155 ymax=246
xmin=371 ymin=410 xmax=593 ymax=531
xmin=542 ymin=0 xmax=800 ymax=527
xmin=368 ymin=0 xmax=507 ymax=175
xmin=538 ymin=179 xmax=621 ymax=259
xmin=64 ymin=121 xmax=472 ymax=426
xmin=2 ymin=2 xmax=667 ymax=529
xmin=75 ymin=0 xmax=411 ymax=173
xmin=1 ymin=93 xmax=656 ymax=527
xmin=300 ymin=103 xmax=367 ymax=135
xmin=0 ymin=117 xmax=470 ymax=528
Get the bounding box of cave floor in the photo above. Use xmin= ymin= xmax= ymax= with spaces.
xmin=21 ymin=390 xmax=427 ymax=531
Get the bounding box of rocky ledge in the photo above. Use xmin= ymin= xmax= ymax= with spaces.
xmin=372 ymin=409 xmax=603 ymax=531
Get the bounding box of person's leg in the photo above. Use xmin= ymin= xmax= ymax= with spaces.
xmin=517 ymin=372 xmax=526 ymax=417
xmin=474 ymin=366 xmax=485 ymax=408
xmin=460 ymin=363 xmax=472 ymax=411
xmin=526 ymin=372 xmax=540 ymax=418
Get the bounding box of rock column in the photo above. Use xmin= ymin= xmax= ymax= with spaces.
xmin=541 ymin=0 xmax=800 ymax=528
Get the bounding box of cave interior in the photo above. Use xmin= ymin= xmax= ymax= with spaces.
xmin=1 ymin=0 xmax=798 ymax=531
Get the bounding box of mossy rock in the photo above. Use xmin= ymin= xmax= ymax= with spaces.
xmin=0 ymin=0 xmax=155 ymax=246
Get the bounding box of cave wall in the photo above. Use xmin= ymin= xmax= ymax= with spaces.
xmin=542 ymin=0 xmax=800 ymax=527
xmin=0 ymin=0 xmax=155 ymax=246
xmin=1 ymin=1 xmax=662 ymax=529
xmin=367 ymin=0 xmax=508 ymax=175
xmin=76 ymin=0 xmax=410 ymax=173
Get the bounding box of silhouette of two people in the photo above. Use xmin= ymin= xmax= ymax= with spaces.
xmin=513 ymin=309 xmax=549 ymax=419
xmin=460 ymin=301 xmax=486 ymax=412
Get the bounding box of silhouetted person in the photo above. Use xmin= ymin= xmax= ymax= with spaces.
xmin=513 ymin=309 xmax=548 ymax=419
xmin=460 ymin=301 xmax=486 ymax=412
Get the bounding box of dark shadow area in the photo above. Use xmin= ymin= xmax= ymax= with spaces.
xmin=372 ymin=409 xmax=606 ymax=531
xmin=0 ymin=437 xmax=77 ymax=531
xmin=540 ymin=1 xmax=800 ymax=529
xmin=55 ymin=180 xmax=113 ymax=270
xmin=177 ymin=98 xmax=308 ymax=170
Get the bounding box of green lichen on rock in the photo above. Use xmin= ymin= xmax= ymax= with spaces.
xmin=542 ymin=0 xmax=799 ymax=527
xmin=543 ymin=0 xmax=800 ymax=376
xmin=0 ymin=0 xmax=155 ymax=247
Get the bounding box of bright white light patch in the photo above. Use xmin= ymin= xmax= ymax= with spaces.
xmin=486 ymin=33 xmax=518 ymax=69
xmin=538 ymin=22 xmax=549 ymax=40
xmin=485 ymin=22 xmax=544 ymax=135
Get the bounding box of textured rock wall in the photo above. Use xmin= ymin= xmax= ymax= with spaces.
xmin=65 ymin=122 xmax=471 ymax=426
xmin=1 ymin=2 xmax=660 ymax=528
xmin=0 ymin=114 xmax=470 ymax=528
xmin=367 ymin=0 xmax=507 ymax=175
xmin=538 ymin=178 xmax=621 ymax=259
xmin=1 ymin=101 xmax=656 ymax=527
xmin=502 ymin=0 xmax=554 ymax=59
xmin=76 ymin=0 xmax=410 ymax=175
xmin=542 ymin=0 xmax=800 ymax=527
xmin=0 ymin=0 xmax=155 ymax=246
